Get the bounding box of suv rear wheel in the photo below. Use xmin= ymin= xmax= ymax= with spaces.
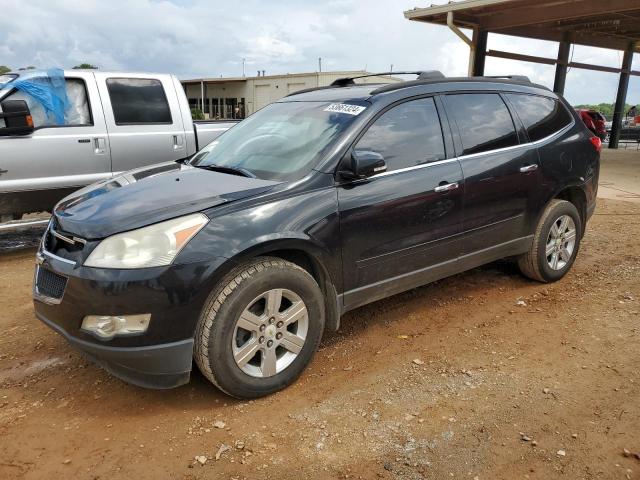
xmin=518 ymin=199 xmax=582 ymax=283
xmin=194 ymin=257 xmax=325 ymax=398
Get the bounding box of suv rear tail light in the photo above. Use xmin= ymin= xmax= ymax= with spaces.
xmin=590 ymin=136 xmax=602 ymax=153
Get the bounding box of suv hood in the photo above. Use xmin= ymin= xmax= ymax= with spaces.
xmin=54 ymin=162 xmax=279 ymax=239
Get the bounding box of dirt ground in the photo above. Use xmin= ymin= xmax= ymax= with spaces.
xmin=1 ymin=198 xmax=639 ymax=480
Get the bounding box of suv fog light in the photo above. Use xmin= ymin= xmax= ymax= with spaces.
xmin=81 ymin=314 xmax=151 ymax=340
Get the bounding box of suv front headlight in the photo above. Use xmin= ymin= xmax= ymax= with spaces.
xmin=84 ymin=213 xmax=208 ymax=269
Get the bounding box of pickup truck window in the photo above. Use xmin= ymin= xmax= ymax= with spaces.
xmin=106 ymin=78 xmax=172 ymax=125
xmin=354 ymin=97 xmax=445 ymax=171
xmin=191 ymin=101 xmax=364 ymax=181
xmin=506 ymin=94 xmax=572 ymax=142
xmin=0 ymin=78 xmax=91 ymax=129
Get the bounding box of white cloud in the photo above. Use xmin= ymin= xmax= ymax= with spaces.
xmin=1 ymin=0 xmax=638 ymax=105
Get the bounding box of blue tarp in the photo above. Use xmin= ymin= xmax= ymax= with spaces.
xmin=0 ymin=68 xmax=70 ymax=125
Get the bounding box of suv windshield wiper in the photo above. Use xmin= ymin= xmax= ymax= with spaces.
xmin=192 ymin=163 xmax=256 ymax=178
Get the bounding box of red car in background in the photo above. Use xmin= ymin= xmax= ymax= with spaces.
xmin=576 ymin=109 xmax=607 ymax=141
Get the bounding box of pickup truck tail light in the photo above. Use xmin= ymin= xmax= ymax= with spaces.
xmin=590 ymin=136 xmax=602 ymax=153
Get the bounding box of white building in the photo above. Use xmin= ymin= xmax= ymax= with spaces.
xmin=180 ymin=71 xmax=401 ymax=120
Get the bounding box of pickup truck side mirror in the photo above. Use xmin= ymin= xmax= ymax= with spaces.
xmin=0 ymin=100 xmax=34 ymax=137
xmin=339 ymin=150 xmax=387 ymax=180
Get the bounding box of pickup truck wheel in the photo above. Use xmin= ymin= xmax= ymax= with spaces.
xmin=518 ymin=199 xmax=582 ymax=283
xmin=194 ymin=257 xmax=325 ymax=399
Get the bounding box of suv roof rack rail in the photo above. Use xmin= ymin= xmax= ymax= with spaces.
xmin=285 ymin=71 xmax=538 ymax=98
xmin=330 ymin=70 xmax=445 ymax=87
xmin=371 ymin=73 xmax=539 ymax=95
xmin=481 ymin=74 xmax=531 ymax=83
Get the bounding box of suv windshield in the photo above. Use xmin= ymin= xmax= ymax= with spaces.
xmin=190 ymin=101 xmax=366 ymax=181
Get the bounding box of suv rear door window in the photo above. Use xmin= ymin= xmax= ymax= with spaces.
xmin=506 ymin=94 xmax=572 ymax=142
xmin=106 ymin=78 xmax=172 ymax=125
xmin=354 ymin=97 xmax=445 ymax=171
xmin=446 ymin=93 xmax=518 ymax=156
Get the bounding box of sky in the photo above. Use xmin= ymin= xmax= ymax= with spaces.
xmin=1 ymin=0 xmax=639 ymax=106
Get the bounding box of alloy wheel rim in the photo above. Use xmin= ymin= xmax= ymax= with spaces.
xmin=546 ymin=214 xmax=577 ymax=271
xmin=232 ymin=288 xmax=308 ymax=378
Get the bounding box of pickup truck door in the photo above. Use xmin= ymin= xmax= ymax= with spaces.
xmin=94 ymin=72 xmax=188 ymax=173
xmin=0 ymin=71 xmax=111 ymax=208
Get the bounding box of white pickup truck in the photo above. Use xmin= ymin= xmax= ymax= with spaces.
xmin=0 ymin=69 xmax=238 ymax=222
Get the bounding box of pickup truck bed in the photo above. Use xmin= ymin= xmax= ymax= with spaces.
xmin=194 ymin=121 xmax=238 ymax=150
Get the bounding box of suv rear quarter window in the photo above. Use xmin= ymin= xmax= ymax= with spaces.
xmin=106 ymin=78 xmax=172 ymax=125
xmin=506 ymin=93 xmax=572 ymax=142
xmin=445 ymin=93 xmax=519 ymax=156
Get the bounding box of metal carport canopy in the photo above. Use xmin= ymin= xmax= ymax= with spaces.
xmin=404 ymin=0 xmax=640 ymax=148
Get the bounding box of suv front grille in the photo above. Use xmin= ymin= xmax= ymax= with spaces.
xmin=43 ymin=218 xmax=87 ymax=264
xmin=35 ymin=267 xmax=68 ymax=300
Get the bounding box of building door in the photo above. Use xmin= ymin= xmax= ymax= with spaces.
xmin=254 ymin=84 xmax=270 ymax=111
xmin=287 ymin=82 xmax=306 ymax=94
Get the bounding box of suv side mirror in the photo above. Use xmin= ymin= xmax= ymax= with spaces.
xmin=0 ymin=100 xmax=34 ymax=137
xmin=340 ymin=150 xmax=387 ymax=180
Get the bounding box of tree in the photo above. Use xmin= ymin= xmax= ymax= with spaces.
xmin=72 ymin=63 xmax=98 ymax=69
xmin=191 ymin=108 xmax=205 ymax=120
xmin=0 ymin=66 xmax=11 ymax=75
xmin=17 ymin=66 xmax=36 ymax=70
xmin=573 ymin=103 xmax=633 ymax=120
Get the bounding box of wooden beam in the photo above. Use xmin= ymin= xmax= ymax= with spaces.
xmin=610 ymin=43 xmax=635 ymax=149
xmin=497 ymin=25 xmax=640 ymax=52
xmin=569 ymin=60 xmax=631 ymax=74
xmin=486 ymin=50 xmax=556 ymax=66
xmin=554 ymin=36 xmax=571 ymax=94
xmin=479 ymin=0 xmax=640 ymax=31
xmin=487 ymin=49 xmax=640 ymax=76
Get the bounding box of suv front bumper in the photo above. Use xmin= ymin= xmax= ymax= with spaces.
xmin=32 ymin=249 xmax=228 ymax=389
xmin=35 ymin=310 xmax=193 ymax=388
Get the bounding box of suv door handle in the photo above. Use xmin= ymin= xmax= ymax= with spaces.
xmin=520 ymin=164 xmax=538 ymax=173
xmin=434 ymin=182 xmax=459 ymax=193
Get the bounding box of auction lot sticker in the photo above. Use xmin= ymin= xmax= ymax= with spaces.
xmin=324 ymin=103 xmax=366 ymax=115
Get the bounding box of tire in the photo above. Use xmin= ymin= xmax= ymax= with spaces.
xmin=194 ymin=257 xmax=325 ymax=398
xmin=518 ymin=199 xmax=582 ymax=283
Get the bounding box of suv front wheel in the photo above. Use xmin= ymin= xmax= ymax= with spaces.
xmin=518 ymin=199 xmax=582 ymax=283
xmin=194 ymin=257 xmax=325 ymax=398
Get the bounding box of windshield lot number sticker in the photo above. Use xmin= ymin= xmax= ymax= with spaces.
xmin=324 ymin=103 xmax=366 ymax=116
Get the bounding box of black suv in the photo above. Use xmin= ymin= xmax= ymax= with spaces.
xmin=33 ymin=72 xmax=600 ymax=398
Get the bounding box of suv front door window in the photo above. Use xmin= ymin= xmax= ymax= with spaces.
xmin=354 ymin=97 xmax=446 ymax=169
